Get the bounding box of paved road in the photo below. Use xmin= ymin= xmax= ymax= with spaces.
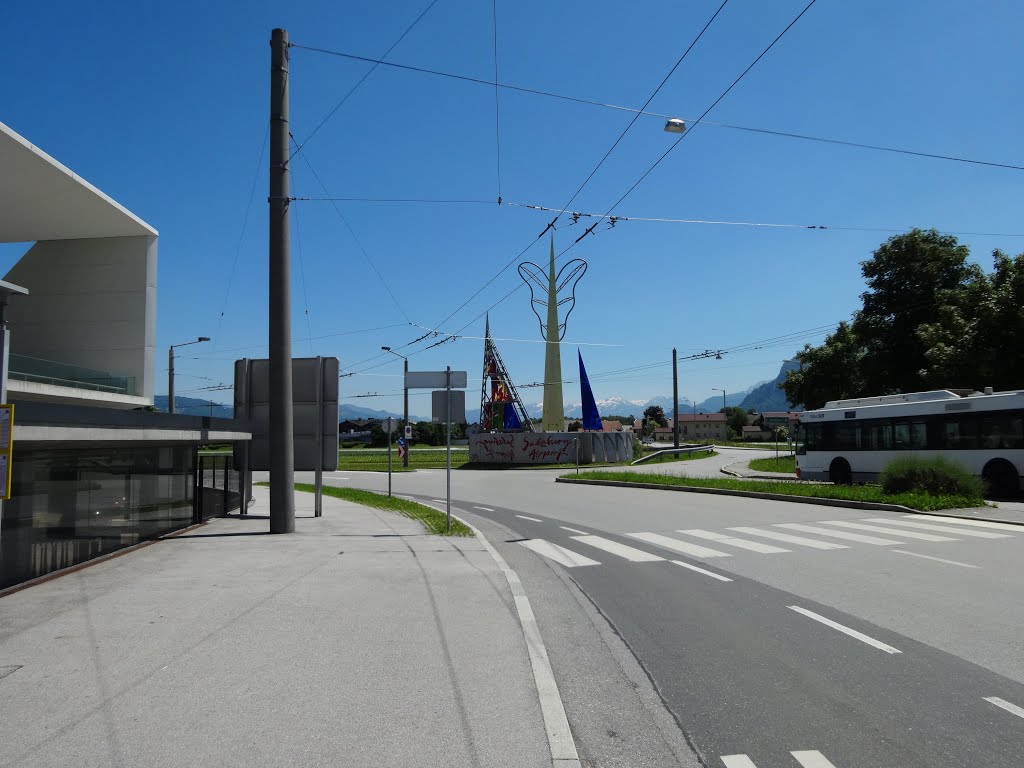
xmin=276 ymin=453 xmax=1024 ymax=767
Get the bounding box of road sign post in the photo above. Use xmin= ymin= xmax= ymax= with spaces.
xmin=446 ymin=366 xmax=452 ymax=534
xmin=384 ymin=417 xmax=397 ymax=497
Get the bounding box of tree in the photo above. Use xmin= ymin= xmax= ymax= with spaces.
xmin=643 ymin=405 xmax=667 ymax=427
xmin=782 ymin=321 xmax=866 ymax=409
xmin=853 ymin=228 xmax=981 ymax=395
xmin=721 ymin=406 xmax=748 ymax=438
xmin=567 ymin=420 xmax=582 ymax=432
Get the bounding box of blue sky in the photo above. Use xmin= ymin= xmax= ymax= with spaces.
xmin=5 ymin=0 xmax=1023 ymax=415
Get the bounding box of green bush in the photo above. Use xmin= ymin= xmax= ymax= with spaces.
xmin=880 ymin=456 xmax=985 ymax=498
xmin=632 ymin=436 xmax=645 ymax=458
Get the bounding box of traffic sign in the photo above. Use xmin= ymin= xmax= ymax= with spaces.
xmin=404 ymin=424 xmax=412 ymax=439
xmin=406 ymin=370 xmax=468 ymax=389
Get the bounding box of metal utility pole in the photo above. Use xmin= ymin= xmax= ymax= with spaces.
xmin=445 ymin=365 xmax=452 ymax=534
xmin=672 ymin=348 xmax=679 ymax=449
xmin=269 ymin=27 xmax=295 ymax=534
xmin=382 ymin=347 xmax=410 ymax=467
xmin=168 ymin=337 xmax=210 ymax=414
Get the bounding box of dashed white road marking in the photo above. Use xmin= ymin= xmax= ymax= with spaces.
xmin=431 ymin=499 xmax=446 ymax=504
xmin=627 ymin=531 xmax=731 ymax=558
xmin=776 ymin=522 xmax=902 ymax=546
xmin=905 ymin=514 xmax=1024 ymax=532
xmin=515 ymin=514 xmax=543 ymax=522
xmin=865 ymin=517 xmax=1010 ymax=538
xmin=473 ymin=505 xmax=495 ymax=512
xmin=789 ymin=605 xmax=901 ymax=654
xmin=892 ymin=549 xmax=979 ymax=568
xmin=671 ymin=560 xmax=733 ymax=582
xmin=728 ymin=526 xmax=849 ymax=550
xmin=572 ymin=535 xmax=665 ymax=562
xmin=720 ymin=756 xmax=758 ymax=768
xmin=984 ymin=696 xmax=1024 ymax=720
xmin=819 ymin=520 xmax=957 ymax=541
xmin=520 ymin=539 xmax=600 ymax=568
xmin=791 ymin=750 xmax=839 ymax=768
xmin=560 ymin=525 xmax=588 ymax=534
xmin=679 ymin=529 xmax=790 ymax=554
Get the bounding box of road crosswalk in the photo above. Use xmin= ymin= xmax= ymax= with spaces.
xmin=516 ymin=514 xmax=1017 ymax=569
xmin=721 ymin=750 xmax=838 ymax=767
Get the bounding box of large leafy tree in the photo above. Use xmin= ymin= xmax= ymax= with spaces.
xmin=643 ymin=405 xmax=667 ymax=427
xmin=852 ymin=229 xmax=982 ymax=395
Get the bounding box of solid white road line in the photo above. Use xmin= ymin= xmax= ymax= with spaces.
xmin=865 ymin=517 xmax=1010 ymax=538
xmin=520 ymin=539 xmax=601 ymax=568
xmin=791 ymin=750 xmax=839 ymax=768
xmin=571 ymin=535 xmax=665 ymax=562
xmin=984 ymin=696 xmax=1024 ymax=720
xmin=627 ymin=532 xmax=732 ymax=558
xmin=516 ymin=514 xmax=543 ymax=522
xmin=818 ymin=520 xmax=957 ymax=541
xmin=728 ymin=526 xmax=849 ymax=550
xmin=678 ymin=529 xmax=790 ymax=554
xmin=431 ymin=499 xmax=447 ymax=503
xmin=560 ymin=525 xmax=588 ymax=534
xmin=892 ymin=549 xmax=979 ymax=568
xmin=451 ymin=516 xmax=581 ymax=766
xmin=905 ymin=514 xmax=1024 ymax=532
xmin=776 ymin=522 xmax=903 ymax=545
xmin=473 ymin=505 xmax=495 ymax=512
xmin=788 ymin=605 xmax=902 ymax=654
xmin=671 ymin=560 xmax=733 ymax=582
xmin=720 ymin=756 xmax=758 ymax=768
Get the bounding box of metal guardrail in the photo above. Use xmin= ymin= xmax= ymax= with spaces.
xmin=8 ymin=353 xmax=136 ymax=395
xmin=631 ymin=444 xmax=715 ymax=465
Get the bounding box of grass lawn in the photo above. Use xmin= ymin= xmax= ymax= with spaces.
xmin=292 ymin=482 xmax=473 ymax=536
xmin=748 ymin=456 xmax=797 ymax=473
xmin=562 ymin=471 xmax=985 ymax=512
xmin=635 ymin=449 xmax=717 ymax=465
xmin=464 ymin=449 xmax=716 ymax=470
xmin=337 ymin=448 xmax=469 ymax=471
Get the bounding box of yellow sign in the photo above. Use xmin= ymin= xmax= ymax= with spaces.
xmin=0 ymin=404 xmax=13 ymax=500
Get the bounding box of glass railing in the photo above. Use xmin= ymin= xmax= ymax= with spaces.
xmin=8 ymin=353 xmax=137 ymax=395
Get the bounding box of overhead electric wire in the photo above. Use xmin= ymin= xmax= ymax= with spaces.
xmin=290 ymin=39 xmax=1024 ymax=174
xmin=502 ymin=201 xmax=1024 ymax=238
xmin=292 ymin=142 xmax=412 ymax=323
xmin=292 ymin=169 xmax=315 ymax=355
xmin=544 ymin=0 xmax=730 ymax=235
xmin=290 ymin=0 xmax=441 ymax=158
xmin=210 ymin=125 xmax=269 ymax=358
xmin=294 ymin=196 xmax=492 ymax=204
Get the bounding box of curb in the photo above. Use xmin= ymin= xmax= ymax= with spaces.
xmin=554 ymin=477 xmax=1024 ymax=526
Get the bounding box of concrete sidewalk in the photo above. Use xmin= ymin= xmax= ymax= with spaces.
xmin=0 ymin=487 xmax=552 ymax=767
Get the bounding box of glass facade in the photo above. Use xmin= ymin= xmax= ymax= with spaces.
xmin=0 ymin=445 xmax=195 ymax=590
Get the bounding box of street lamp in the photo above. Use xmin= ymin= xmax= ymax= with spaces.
xmin=382 ymin=346 xmax=409 ymax=467
xmin=664 ymin=118 xmax=686 ymax=134
xmin=168 ymin=337 xmax=210 ymax=414
xmin=711 ymin=387 xmax=726 ymax=442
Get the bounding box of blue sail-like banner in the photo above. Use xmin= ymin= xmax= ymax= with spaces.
xmin=578 ymin=349 xmax=603 ymax=432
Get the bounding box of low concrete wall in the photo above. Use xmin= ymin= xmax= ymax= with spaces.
xmin=469 ymin=431 xmax=633 ymax=464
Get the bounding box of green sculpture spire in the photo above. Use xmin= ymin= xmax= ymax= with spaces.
xmin=542 ymin=235 xmax=564 ymax=432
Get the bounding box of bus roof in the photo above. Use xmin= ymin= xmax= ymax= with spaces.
xmin=802 ymin=388 xmax=1024 ymax=422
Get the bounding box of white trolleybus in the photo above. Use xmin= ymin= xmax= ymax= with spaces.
xmin=796 ymin=388 xmax=1024 ymax=495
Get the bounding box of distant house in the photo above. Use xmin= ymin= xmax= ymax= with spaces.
xmin=602 ymin=419 xmax=623 ymax=432
xmin=339 ymin=418 xmax=375 ymax=434
xmin=655 ymin=413 xmax=727 ymax=442
xmin=742 ymin=424 xmax=766 ymax=441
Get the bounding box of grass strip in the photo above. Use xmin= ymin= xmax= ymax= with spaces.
xmin=748 ymin=456 xmax=797 ymax=473
xmin=293 ymin=482 xmax=474 ymax=536
xmin=464 ymin=449 xmax=717 ymax=470
xmin=337 ymin=449 xmax=470 ymax=471
xmin=562 ymin=471 xmax=984 ymax=512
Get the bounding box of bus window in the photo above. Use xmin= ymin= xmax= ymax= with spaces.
xmin=980 ymin=413 xmax=1024 ymax=449
xmin=894 ymin=420 xmax=927 ymax=450
xmin=942 ymin=417 xmax=978 ymax=449
xmin=802 ymin=424 xmax=822 ymax=452
xmin=863 ymin=421 xmax=892 ymax=451
xmin=834 ymin=423 xmax=859 ymax=451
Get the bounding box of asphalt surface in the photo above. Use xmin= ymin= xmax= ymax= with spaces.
xmin=289 ymin=448 xmax=1024 ymax=767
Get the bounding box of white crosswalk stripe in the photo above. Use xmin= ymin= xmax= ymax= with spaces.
xmin=864 ymin=517 xmax=1011 ymax=538
xmin=728 ymin=526 xmax=849 ymax=550
xmin=572 ymin=535 xmax=665 ymax=562
xmin=818 ymin=520 xmax=958 ymax=541
xmin=720 ymin=756 xmax=758 ymax=768
xmin=775 ymin=522 xmax=903 ymax=545
xmin=627 ymin=531 xmax=732 ymax=558
xmin=519 ymin=539 xmax=600 ymax=568
xmin=720 ymin=752 xmax=838 ymax=768
xmin=678 ymin=529 xmax=790 ymax=554
xmin=791 ymin=750 xmax=839 ymax=768
xmin=905 ymin=514 xmax=1024 ymax=532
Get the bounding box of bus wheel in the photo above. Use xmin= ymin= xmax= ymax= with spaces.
xmin=982 ymin=460 xmax=1019 ymax=498
xmin=829 ymin=457 xmax=852 ymax=485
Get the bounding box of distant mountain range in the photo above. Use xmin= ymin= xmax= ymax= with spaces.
xmin=154 ymin=395 xmax=233 ymax=418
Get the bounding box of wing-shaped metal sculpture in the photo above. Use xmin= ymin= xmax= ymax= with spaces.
xmin=517 ymin=258 xmax=587 ymax=341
